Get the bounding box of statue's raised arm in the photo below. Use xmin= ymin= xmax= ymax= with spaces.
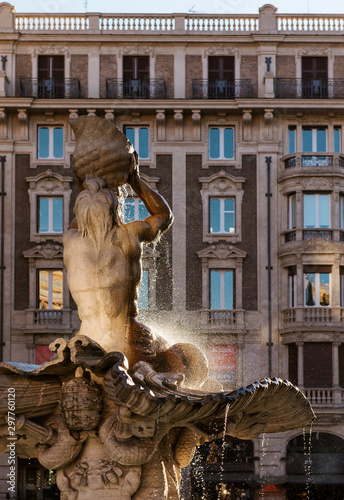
xmin=126 ymin=170 xmax=173 ymax=243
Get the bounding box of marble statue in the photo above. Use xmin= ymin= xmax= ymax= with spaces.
xmin=0 ymin=116 xmax=314 ymax=500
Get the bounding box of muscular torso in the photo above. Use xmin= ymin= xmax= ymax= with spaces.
xmin=63 ymin=224 xmax=142 ymax=354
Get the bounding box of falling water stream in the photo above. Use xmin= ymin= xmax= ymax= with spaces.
xmin=304 ymin=423 xmax=313 ymax=499
xmin=259 ymin=433 xmax=268 ymax=500
xmin=217 ymin=403 xmax=230 ymax=500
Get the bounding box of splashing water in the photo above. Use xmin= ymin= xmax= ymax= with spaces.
xmin=259 ymin=433 xmax=268 ymax=500
xmin=303 ymin=423 xmax=313 ymax=499
xmin=217 ymin=403 xmax=230 ymax=500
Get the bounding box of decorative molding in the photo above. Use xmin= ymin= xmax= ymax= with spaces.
xmin=174 ymin=109 xmax=183 ymax=141
xmin=120 ymin=45 xmax=155 ymax=57
xmin=23 ymin=243 xmax=64 ymax=261
xmin=69 ymin=109 xmax=78 ymax=141
xmin=297 ymin=46 xmax=333 ymax=59
xmin=192 ymin=109 xmax=201 ymax=141
xmin=33 ymin=44 xmax=71 ymax=57
xmin=26 ymin=170 xmax=73 ymax=244
xmin=242 ymin=109 xmax=252 ymax=142
xmin=198 ymin=244 xmax=247 ymax=261
xmin=199 ymin=170 xmax=246 ymax=244
xmin=17 ymin=108 xmax=28 ymax=140
xmin=0 ymin=108 xmax=6 ymax=139
xmin=264 ymin=108 xmax=274 ymax=140
xmin=204 ymin=46 xmax=240 ymax=60
xmin=156 ymin=109 xmax=165 ymax=141
xmin=104 ymin=109 xmax=115 ymax=124
xmin=301 ymin=177 xmax=333 ymax=190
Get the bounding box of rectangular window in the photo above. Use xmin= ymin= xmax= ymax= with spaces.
xmin=340 ymin=195 xmax=344 ymax=229
xmin=304 ymin=272 xmax=330 ymax=307
xmin=304 ymin=342 xmax=332 ymax=388
xmin=124 ymin=127 xmax=149 ymax=159
xmin=209 ymin=127 xmax=234 ymax=160
xmin=209 ymin=197 xmax=235 ymax=234
xmin=340 ymin=268 xmax=344 ymax=307
xmin=289 ymin=126 xmax=296 ymax=154
xmin=304 ymin=194 xmax=330 ymax=228
xmin=38 ymin=270 xmax=63 ymax=310
xmin=302 ymin=127 xmax=327 ymax=153
xmin=210 ymin=270 xmax=234 ymax=310
xmin=138 ymin=270 xmax=149 ymax=310
xmin=123 ymin=198 xmax=149 ymax=222
xmin=288 ymin=267 xmax=297 ymax=308
xmin=38 ymin=126 xmax=63 ymax=159
xmin=38 ymin=197 xmax=63 ymax=233
xmin=334 ymin=127 xmax=341 ymax=153
xmin=288 ymin=193 xmax=296 ymax=229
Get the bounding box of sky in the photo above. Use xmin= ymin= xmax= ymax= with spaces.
xmin=10 ymin=0 xmax=344 ymax=15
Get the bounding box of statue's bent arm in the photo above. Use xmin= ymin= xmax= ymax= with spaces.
xmin=127 ymin=171 xmax=173 ymax=243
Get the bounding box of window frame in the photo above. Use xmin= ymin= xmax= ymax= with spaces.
xmin=303 ymin=193 xmax=330 ymax=229
xmin=38 ymin=196 xmax=63 ymax=234
xmin=198 ymin=243 xmax=246 ymax=313
xmin=37 ymin=125 xmax=64 ymax=160
xmin=123 ymin=197 xmax=149 ymax=223
xmin=210 ymin=268 xmax=235 ymax=310
xmin=304 ymin=272 xmax=331 ymax=307
xmin=302 ymin=127 xmax=327 ymax=153
xmin=200 ymin=171 xmax=245 ymax=244
xmin=26 ymin=170 xmax=73 ymax=243
xmin=209 ymin=197 xmax=235 ymax=235
xmin=208 ymin=126 xmax=235 ymax=160
xmin=37 ymin=269 xmax=63 ymax=310
xmin=124 ymin=125 xmax=150 ymax=160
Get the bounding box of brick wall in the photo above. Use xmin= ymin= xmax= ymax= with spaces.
xmin=99 ymin=54 xmax=117 ymax=98
xmin=15 ymin=156 xmax=75 ymax=310
xmin=241 ymin=55 xmax=258 ymax=96
xmin=185 ymin=155 xmax=257 ymax=310
xmin=334 ymin=56 xmax=344 ymax=79
xmin=185 ymin=55 xmax=202 ymax=99
xmin=71 ymin=54 xmax=88 ymax=98
xmin=15 ymin=54 xmax=32 ymax=96
xmin=276 ymin=55 xmax=296 ymax=79
xmin=143 ymin=157 xmax=173 ymax=310
xmin=156 ymin=55 xmax=174 ymax=99
xmin=186 ymin=155 xmax=203 ymax=310
xmin=241 ymin=155 xmax=257 ymax=310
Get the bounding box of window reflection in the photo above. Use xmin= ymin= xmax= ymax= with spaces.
xmin=38 ymin=270 xmax=63 ymax=310
xmin=304 ymin=272 xmax=330 ymax=307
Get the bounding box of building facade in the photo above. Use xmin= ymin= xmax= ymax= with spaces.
xmin=0 ymin=2 xmax=344 ymax=498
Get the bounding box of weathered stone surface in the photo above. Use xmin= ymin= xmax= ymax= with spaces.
xmin=0 ymin=116 xmax=315 ymax=500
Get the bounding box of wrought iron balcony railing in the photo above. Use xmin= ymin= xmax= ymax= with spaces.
xmin=192 ymin=79 xmax=252 ymax=99
xmin=274 ymin=78 xmax=344 ymax=99
xmin=19 ymin=78 xmax=80 ymax=98
xmin=105 ymin=79 xmax=166 ymax=99
xmin=283 ymin=153 xmax=344 ymax=169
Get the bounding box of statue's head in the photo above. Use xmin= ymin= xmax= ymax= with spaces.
xmin=74 ymin=176 xmax=119 ymax=237
xmin=71 ymin=115 xmax=138 ymax=191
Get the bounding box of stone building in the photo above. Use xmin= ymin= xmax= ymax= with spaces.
xmin=0 ymin=2 xmax=343 ymax=498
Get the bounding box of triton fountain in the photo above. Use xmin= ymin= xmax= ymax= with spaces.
xmin=0 ymin=116 xmax=314 ymax=499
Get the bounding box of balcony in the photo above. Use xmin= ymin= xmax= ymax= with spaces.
xmin=105 ymin=79 xmax=166 ymax=99
xmin=304 ymin=388 xmax=344 ymax=407
xmin=192 ymin=79 xmax=252 ymax=99
xmin=26 ymin=308 xmax=71 ymax=328
xmin=282 ymin=307 xmax=344 ymax=329
xmin=284 ymin=152 xmax=344 ymax=169
xmin=199 ymin=309 xmax=245 ymax=329
xmin=19 ymin=78 xmax=80 ymax=98
xmin=274 ymin=78 xmax=344 ymax=99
